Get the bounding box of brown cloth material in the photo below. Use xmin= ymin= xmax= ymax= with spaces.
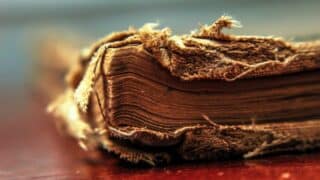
xmin=48 ymin=16 xmax=320 ymax=165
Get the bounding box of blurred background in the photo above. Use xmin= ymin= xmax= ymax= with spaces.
xmin=1 ymin=0 xmax=320 ymax=120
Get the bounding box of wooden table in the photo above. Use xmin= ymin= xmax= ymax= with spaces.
xmin=1 ymin=95 xmax=320 ymax=180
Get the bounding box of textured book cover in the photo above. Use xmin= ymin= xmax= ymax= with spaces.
xmin=47 ymin=16 xmax=320 ymax=165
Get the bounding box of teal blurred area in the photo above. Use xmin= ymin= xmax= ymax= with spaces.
xmin=0 ymin=0 xmax=320 ymax=118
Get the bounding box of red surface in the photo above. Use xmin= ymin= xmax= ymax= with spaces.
xmin=1 ymin=98 xmax=320 ymax=179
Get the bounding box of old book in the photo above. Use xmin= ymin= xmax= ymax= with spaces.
xmin=48 ymin=16 xmax=320 ymax=165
